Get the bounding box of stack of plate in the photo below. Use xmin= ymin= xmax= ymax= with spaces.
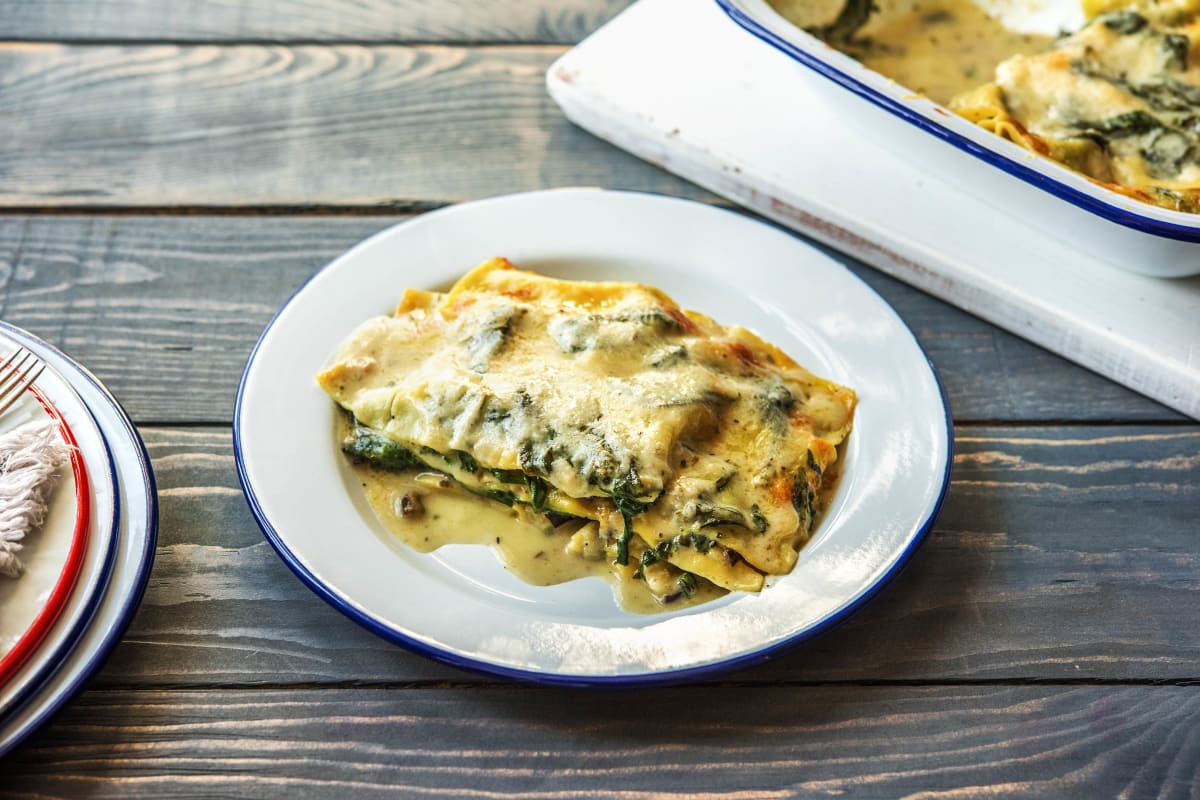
xmin=0 ymin=323 xmax=157 ymax=756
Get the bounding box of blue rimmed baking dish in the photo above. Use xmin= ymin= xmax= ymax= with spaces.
xmin=717 ymin=0 xmax=1200 ymax=278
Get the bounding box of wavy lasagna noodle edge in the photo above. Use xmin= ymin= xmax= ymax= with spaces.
xmin=317 ymin=258 xmax=856 ymax=608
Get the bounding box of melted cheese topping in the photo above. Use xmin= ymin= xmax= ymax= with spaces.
xmin=318 ymin=259 xmax=856 ymax=612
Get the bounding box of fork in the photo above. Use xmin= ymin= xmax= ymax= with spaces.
xmin=0 ymin=347 xmax=47 ymax=416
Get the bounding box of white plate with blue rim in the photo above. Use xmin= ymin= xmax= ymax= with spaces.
xmin=0 ymin=323 xmax=157 ymax=756
xmin=235 ymin=189 xmax=952 ymax=686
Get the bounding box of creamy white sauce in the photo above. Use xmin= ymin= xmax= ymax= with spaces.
xmin=773 ymin=0 xmax=1052 ymax=104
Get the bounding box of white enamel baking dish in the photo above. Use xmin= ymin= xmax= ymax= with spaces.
xmin=717 ymin=0 xmax=1200 ymax=277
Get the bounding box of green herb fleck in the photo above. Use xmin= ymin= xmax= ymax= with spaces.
xmin=750 ymin=504 xmax=768 ymax=534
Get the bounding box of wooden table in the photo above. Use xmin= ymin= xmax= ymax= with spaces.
xmin=1 ymin=1 xmax=1197 ymax=795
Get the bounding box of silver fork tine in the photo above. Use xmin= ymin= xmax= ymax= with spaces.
xmin=0 ymin=349 xmax=31 ymax=398
xmin=0 ymin=358 xmax=44 ymax=412
xmin=0 ymin=348 xmax=31 ymax=374
xmin=0 ymin=348 xmax=46 ymax=415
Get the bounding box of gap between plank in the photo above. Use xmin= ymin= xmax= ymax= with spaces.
xmin=0 ymin=203 xmax=451 ymax=217
xmin=0 ymin=38 xmax=571 ymax=48
xmin=87 ymin=677 xmax=1200 ymax=693
xmin=0 ymin=199 xmax=746 ymax=216
xmin=126 ymin=419 xmax=1196 ymax=430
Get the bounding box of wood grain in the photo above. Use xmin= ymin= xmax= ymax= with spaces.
xmin=3 ymin=685 xmax=1199 ymax=796
xmin=2 ymin=0 xmax=1191 ymax=792
xmin=0 ymin=1 xmax=635 ymax=43
xmin=0 ymin=216 xmax=1179 ymax=423
xmin=87 ymin=424 xmax=1200 ymax=686
xmin=0 ymin=44 xmax=708 ymax=208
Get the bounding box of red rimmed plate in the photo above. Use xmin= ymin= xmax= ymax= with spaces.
xmin=0 ymin=321 xmax=156 ymax=757
xmin=0 ymin=339 xmax=116 ymax=722
xmin=0 ymin=383 xmax=92 ymax=686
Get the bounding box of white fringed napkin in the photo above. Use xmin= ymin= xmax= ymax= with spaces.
xmin=0 ymin=420 xmax=70 ymax=578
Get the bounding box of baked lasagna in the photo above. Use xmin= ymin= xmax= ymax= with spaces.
xmin=317 ymin=259 xmax=856 ymax=612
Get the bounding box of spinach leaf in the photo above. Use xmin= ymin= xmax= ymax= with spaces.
xmin=814 ymin=0 xmax=877 ymax=45
xmin=690 ymin=501 xmax=750 ymax=530
xmin=465 ymin=305 xmax=522 ymax=372
xmin=1101 ymin=10 xmax=1147 ymax=34
xmin=1141 ymin=128 xmax=1194 ymax=175
xmin=1091 ymin=110 xmax=1161 ymax=138
xmin=793 ymin=471 xmax=817 ymax=532
xmin=1162 ymin=33 xmax=1190 ymax=71
xmin=527 ymin=475 xmax=549 ymax=513
xmin=616 ymin=514 xmax=634 ymax=566
xmin=342 ymin=425 xmax=421 ymax=472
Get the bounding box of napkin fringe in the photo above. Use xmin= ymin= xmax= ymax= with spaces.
xmin=0 ymin=420 xmax=70 ymax=579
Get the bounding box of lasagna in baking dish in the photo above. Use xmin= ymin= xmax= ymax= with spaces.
xmin=317 ymin=258 xmax=856 ymax=612
xmin=950 ymin=0 xmax=1200 ymax=212
xmin=771 ymin=0 xmax=1200 ymax=212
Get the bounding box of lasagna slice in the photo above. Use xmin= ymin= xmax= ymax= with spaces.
xmin=317 ymin=258 xmax=856 ymax=609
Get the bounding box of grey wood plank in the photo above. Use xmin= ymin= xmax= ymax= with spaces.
xmin=93 ymin=424 xmax=1200 ymax=686
xmin=0 ymin=44 xmax=708 ymax=208
xmin=0 ymin=1 xmax=635 ymax=44
xmin=0 ymin=215 xmax=1181 ymax=423
xmin=2 ymin=685 xmax=1199 ymax=796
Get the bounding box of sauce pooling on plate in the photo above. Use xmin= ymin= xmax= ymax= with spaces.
xmin=347 ymin=447 xmax=724 ymax=614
